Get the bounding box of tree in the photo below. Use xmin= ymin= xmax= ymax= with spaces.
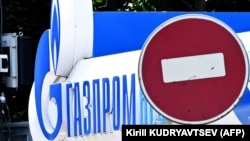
xmin=1 ymin=0 xmax=50 ymax=122
xmin=92 ymin=0 xmax=250 ymax=11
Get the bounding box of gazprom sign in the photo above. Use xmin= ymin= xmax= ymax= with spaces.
xmin=28 ymin=0 xmax=250 ymax=141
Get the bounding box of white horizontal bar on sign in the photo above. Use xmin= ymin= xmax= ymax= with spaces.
xmin=161 ymin=53 xmax=226 ymax=83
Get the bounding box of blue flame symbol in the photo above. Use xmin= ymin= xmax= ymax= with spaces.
xmin=34 ymin=0 xmax=63 ymax=140
xmin=50 ymin=0 xmax=60 ymax=73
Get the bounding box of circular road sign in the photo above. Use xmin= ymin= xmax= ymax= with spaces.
xmin=138 ymin=14 xmax=249 ymax=124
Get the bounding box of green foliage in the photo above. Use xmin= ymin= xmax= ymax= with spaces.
xmin=92 ymin=0 xmax=250 ymax=11
xmin=92 ymin=0 xmax=157 ymax=11
xmin=119 ymin=0 xmax=156 ymax=11
xmin=92 ymin=0 xmax=104 ymax=11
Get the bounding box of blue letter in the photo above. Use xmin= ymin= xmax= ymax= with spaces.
xmin=102 ymin=78 xmax=111 ymax=132
xmin=73 ymin=82 xmax=83 ymax=136
xmin=123 ymin=74 xmax=136 ymax=125
xmin=93 ymin=79 xmax=101 ymax=133
xmin=112 ymin=76 xmax=120 ymax=130
xmin=66 ymin=83 xmax=72 ymax=136
xmin=83 ymin=81 xmax=91 ymax=134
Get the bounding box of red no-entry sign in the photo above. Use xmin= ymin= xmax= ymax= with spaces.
xmin=138 ymin=14 xmax=249 ymax=124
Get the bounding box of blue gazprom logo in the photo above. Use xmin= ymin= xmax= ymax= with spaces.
xmin=33 ymin=2 xmax=250 ymax=140
xmin=50 ymin=0 xmax=60 ymax=73
xmin=35 ymin=30 xmax=63 ymax=140
xmin=34 ymin=0 xmax=63 ymax=140
xmin=34 ymin=0 xmax=166 ymax=138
